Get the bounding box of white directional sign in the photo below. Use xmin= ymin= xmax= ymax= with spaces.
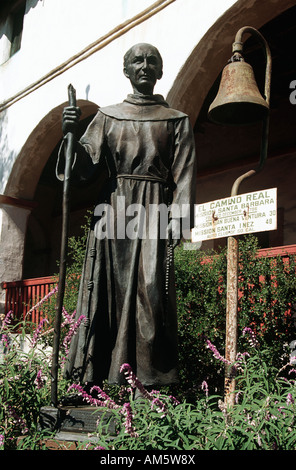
xmin=192 ymin=188 xmax=277 ymax=242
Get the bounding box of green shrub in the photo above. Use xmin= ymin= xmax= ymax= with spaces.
xmin=2 ymin=229 xmax=296 ymax=449
xmin=0 ymin=309 xmax=81 ymax=448
xmin=0 ymin=316 xmax=54 ymax=449
xmin=69 ymin=339 xmax=296 ymax=451
xmin=50 ymin=230 xmax=296 ymax=401
xmin=41 ymin=228 xmax=296 ymax=402
xmin=173 ymin=236 xmax=296 ymax=401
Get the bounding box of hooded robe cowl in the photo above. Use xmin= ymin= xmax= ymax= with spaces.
xmin=64 ymin=94 xmax=196 ymax=386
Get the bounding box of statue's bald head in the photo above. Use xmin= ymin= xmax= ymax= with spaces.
xmin=123 ymin=43 xmax=163 ymax=77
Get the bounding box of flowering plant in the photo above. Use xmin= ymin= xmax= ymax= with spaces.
xmin=1 ymin=230 xmax=296 ymax=449
xmin=174 ymin=235 xmax=296 ymax=400
xmin=2 ymin=301 xmax=296 ymax=449
xmin=0 ymin=289 xmax=85 ymax=450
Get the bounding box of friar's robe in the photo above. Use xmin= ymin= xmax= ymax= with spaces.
xmin=64 ymin=94 xmax=196 ymax=386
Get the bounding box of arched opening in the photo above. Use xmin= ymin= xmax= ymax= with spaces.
xmin=22 ymin=107 xmax=106 ymax=278
xmin=168 ymin=0 xmax=296 ymax=122
xmin=2 ymin=100 xmax=99 ymax=280
xmin=168 ymin=0 xmax=296 ymax=251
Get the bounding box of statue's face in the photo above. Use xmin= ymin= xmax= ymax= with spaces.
xmin=124 ymin=44 xmax=163 ymax=95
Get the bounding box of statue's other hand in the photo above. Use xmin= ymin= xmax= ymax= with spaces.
xmin=62 ymin=105 xmax=81 ymax=135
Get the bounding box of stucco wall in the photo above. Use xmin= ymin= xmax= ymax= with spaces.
xmin=0 ymin=0 xmax=238 ymax=287
xmin=0 ymin=0 xmax=237 ymax=196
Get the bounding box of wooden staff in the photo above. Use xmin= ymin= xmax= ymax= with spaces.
xmin=51 ymin=84 xmax=77 ymax=407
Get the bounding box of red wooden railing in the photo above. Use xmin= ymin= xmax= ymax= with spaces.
xmin=256 ymin=244 xmax=296 ymax=259
xmin=2 ymin=276 xmax=57 ymax=327
xmin=2 ymin=244 xmax=296 ymax=328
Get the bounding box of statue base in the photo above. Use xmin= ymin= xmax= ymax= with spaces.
xmin=39 ymin=405 xmax=117 ymax=444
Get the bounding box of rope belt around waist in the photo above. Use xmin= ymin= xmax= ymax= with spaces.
xmin=115 ymin=174 xmax=176 ymax=191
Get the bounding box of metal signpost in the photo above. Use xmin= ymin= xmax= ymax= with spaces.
xmin=203 ymin=26 xmax=272 ymax=407
xmin=192 ymin=188 xmax=277 ymax=406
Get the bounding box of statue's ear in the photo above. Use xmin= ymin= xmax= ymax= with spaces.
xmin=123 ymin=67 xmax=130 ymax=79
xmin=157 ymin=69 xmax=163 ymax=80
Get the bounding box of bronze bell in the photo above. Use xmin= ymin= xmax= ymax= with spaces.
xmin=208 ymin=57 xmax=269 ymax=125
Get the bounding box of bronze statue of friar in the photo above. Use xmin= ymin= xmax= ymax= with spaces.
xmin=61 ymin=43 xmax=196 ymax=391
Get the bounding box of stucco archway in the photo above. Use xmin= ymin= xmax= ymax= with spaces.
xmin=0 ymin=100 xmax=98 ymax=283
xmin=4 ymin=100 xmax=97 ymax=200
xmin=167 ymin=0 xmax=296 ymax=124
xmin=168 ymin=0 xmax=296 ymax=251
